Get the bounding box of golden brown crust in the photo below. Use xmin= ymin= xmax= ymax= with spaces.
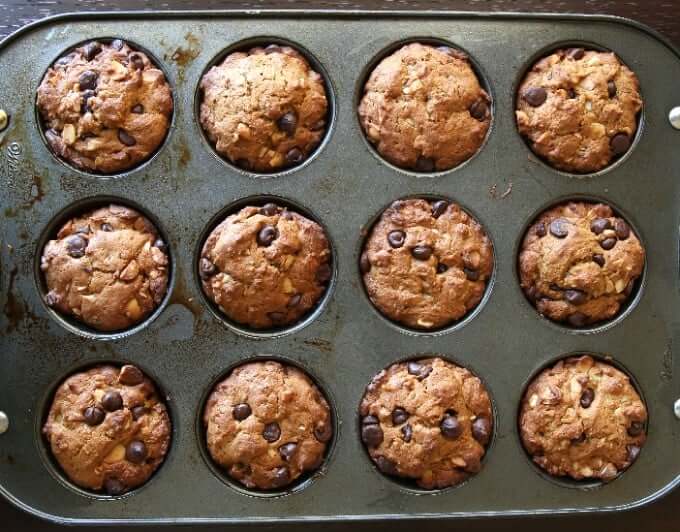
xmin=519 ymin=356 xmax=646 ymax=481
xmin=518 ymin=201 xmax=644 ymax=326
xmin=43 ymin=365 xmax=171 ymax=494
xmin=199 ymin=45 xmax=328 ymax=171
xmin=360 ymin=357 xmax=493 ymax=489
xmin=516 ymin=48 xmax=642 ymax=173
xmin=36 ymin=39 xmax=173 ymax=174
xmin=358 ymin=43 xmax=490 ymax=171
xmin=41 ymin=204 xmax=169 ymax=332
xmin=361 ymin=198 xmax=493 ymax=329
xmin=204 ymin=361 xmax=332 ymax=490
xmin=200 ymin=204 xmax=331 ymax=329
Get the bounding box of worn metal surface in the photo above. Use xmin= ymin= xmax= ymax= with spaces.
xmin=1 ymin=10 xmax=680 ymax=526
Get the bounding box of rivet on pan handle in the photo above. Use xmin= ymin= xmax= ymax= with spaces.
xmin=0 ymin=108 xmax=8 ymax=132
xmin=670 ymin=107 xmax=680 ymax=130
xmin=674 ymin=399 xmax=680 ymax=420
xmin=0 ymin=411 xmax=8 ymax=434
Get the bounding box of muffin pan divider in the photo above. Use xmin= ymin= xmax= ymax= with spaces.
xmin=1 ymin=10 xmax=680 ymax=524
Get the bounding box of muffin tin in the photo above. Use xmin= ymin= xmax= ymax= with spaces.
xmin=1 ymin=10 xmax=680 ymax=525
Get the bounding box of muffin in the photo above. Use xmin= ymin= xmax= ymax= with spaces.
xmin=519 ymin=355 xmax=646 ymax=481
xmin=518 ymin=201 xmax=644 ymax=327
xmin=358 ymin=42 xmax=491 ymax=172
xmin=516 ymin=47 xmax=642 ymax=173
xmin=41 ymin=204 xmax=169 ymax=332
xmin=43 ymin=364 xmax=171 ymax=495
xmin=204 ymin=360 xmax=333 ymax=490
xmin=361 ymin=198 xmax=493 ymax=330
xmin=360 ymin=357 xmax=493 ymax=489
xmin=199 ymin=203 xmax=332 ymax=329
xmin=36 ymin=39 xmax=173 ymax=174
xmin=199 ymin=44 xmax=328 ymax=172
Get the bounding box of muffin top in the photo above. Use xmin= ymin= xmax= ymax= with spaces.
xmin=519 ymin=355 xmax=646 ymax=481
xmin=200 ymin=203 xmax=331 ymax=329
xmin=199 ymin=44 xmax=328 ymax=172
xmin=204 ymin=360 xmax=333 ymax=490
xmin=516 ymin=47 xmax=642 ymax=173
xmin=361 ymin=198 xmax=493 ymax=330
xmin=36 ymin=39 xmax=173 ymax=174
xmin=360 ymin=357 xmax=493 ymax=489
xmin=41 ymin=204 xmax=169 ymax=332
xmin=518 ymin=201 xmax=644 ymax=327
xmin=43 ymin=365 xmax=171 ymax=495
xmin=358 ymin=42 xmax=491 ymax=172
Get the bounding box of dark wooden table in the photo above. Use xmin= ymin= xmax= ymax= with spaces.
xmin=1 ymin=1 xmax=678 ymax=530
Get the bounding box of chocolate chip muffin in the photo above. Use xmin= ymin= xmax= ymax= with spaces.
xmin=519 ymin=355 xmax=646 ymax=481
xmin=36 ymin=39 xmax=173 ymax=174
xmin=360 ymin=357 xmax=493 ymax=489
xmin=199 ymin=44 xmax=328 ymax=172
xmin=358 ymin=43 xmax=491 ymax=172
xmin=361 ymin=198 xmax=493 ymax=330
xmin=204 ymin=360 xmax=333 ymax=490
xmin=200 ymin=203 xmax=331 ymax=329
xmin=41 ymin=204 xmax=169 ymax=332
xmin=43 ymin=365 xmax=171 ymax=495
xmin=519 ymin=201 xmax=644 ymax=327
xmin=516 ymin=47 xmax=642 ymax=173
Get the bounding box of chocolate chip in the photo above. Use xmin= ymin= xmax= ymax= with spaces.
xmin=81 ymin=89 xmax=96 ymax=113
xmin=267 ymin=311 xmax=286 ymax=323
xmin=154 ymin=238 xmax=166 ymax=252
xmin=572 ymin=432 xmax=587 ymax=444
xmin=259 ymin=203 xmax=279 ymax=216
xmin=361 ymin=422 xmax=384 ymax=448
xmin=199 ymin=258 xmax=217 ymax=279
xmin=440 ymin=413 xmax=462 ymax=440
xmin=624 ymin=280 xmax=635 ymax=296
xmin=549 ymin=218 xmax=569 ymax=238
xmin=257 ymin=225 xmax=278 ymax=246
xmin=627 ymin=444 xmax=641 ymax=462
xmin=287 ymin=293 xmax=302 ymax=307
xmin=628 ymin=421 xmax=645 ymax=437
xmin=601 ymin=237 xmax=617 ymax=250
xmin=111 ymin=39 xmax=125 ymax=51
xmin=436 ymin=263 xmax=448 ymax=274
xmin=391 ymin=408 xmax=409 ymax=425
xmin=360 ymin=253 xmax=371 ymax=274
xmin=387 ymin=230 xmax=405 ymax=248
xmin=263 ymin=422 xmax=281 ymax=442
xmin=567 ymin=88 xmax=577 ymax=99
xmin=286 ymin=147 xmax=304 ymax=164
xmin=611 ymin=133 xmax=631 ymax=156
xmin=567 ymin=47 xmax=585 ymax=60
xmin=277 ymin=112 xmax=297 ymax=135
xmin=129 ymin=52 xmax=144 ymax=70
xmin=264 ymin=44 xmax=282 ymax=54
xmin=411 ymin=245 xmax=432 ymax=261
xmin=78 ymin=70 xmax=98 ymax=91
xmin=271 ymin=466 xmax=290 ymax=488
xmin=233 ymin=403 xmax=251 ymax=421
xmin=565 ymin=289 xmax=587 ymax=305
xmin=593 ymin=253 xmax=605 ymax=267
xmin=45 ymin=291 xmax=59 ymax=307
xmin=131 ymin=104 xmax=144 ymax=114
xmin=415 ymin=156 xmax=435 ymax=172
xmin=436 ymin=46 xmax=455 ymax=56
xmin=615 ymin=219 xmax=630 ymax=240
xmin=131 ymin=406 xmax=147 ymax=420
xmin=314 ymin=423 xmax=332 ymax=443
xmin=55 ymin=54 xmax=75 ymax=66
xmin=316 ymin=263 xmax=332 ymax=283
xmin=590 ymin=218 xmax=612 ymax=234
xmin=278 ymin=442 xmax=297 ymax=461
xmin=104 ymin=478 xmax=125 ymax=496
xmin=472 ymin=417 xmax=491 ymax=445
xmin=523 ymin=87 xmax=547 ymax=107
xmin=431 ymin=200 xmax=448 ymax=218
xmin=66 ymin=235 xmax=87 ymax=258
xmin=101 ymin=223 xmax=113 ymax=232
xmin=469 ymin=100 xmax=488 ymax=121
xmin=535 ymin=222 xmax=546 ymax=237
xmin=125 ymin=440 xmax=147 ymax=464
xmin=407 ymin=361 xmax=432 ymax=380
xmin=119 ymin=365 xmax=144 ymax=386
xmin=580 ymin=388 xmax=595 ymax=408
xmin=101 ymin=390 xmax=123 ymax=412
xmin=235 ymin=158 xmax=252 ymax=169
xmin=83 ymin=41 xmax=102 ymax=61
xmin=568 ymin=312 xmax=588 ymax=327
xmin=401 ymin=423 xmax=412 ymax=443
xmin=83 ymin=406 xmax=105 ymax=426
xmin=607 ymin=80 xmax=617 ymax=98
xmin=464 ymin=267 xmax=479 ymax=281
xmin=118 ymin=129 xmax=136 ymax=146
xmin=362 ymin=415 xmax=379 ymax=425
xmin=375 ymin=456 xmax=397 ymax=475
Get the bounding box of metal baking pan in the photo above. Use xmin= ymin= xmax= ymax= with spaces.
xmin=1 ymin=9 xmax=680 ymax=526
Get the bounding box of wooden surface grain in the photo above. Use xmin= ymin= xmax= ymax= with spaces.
xmin=1 ymin=1 xmax=679 ymax=530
